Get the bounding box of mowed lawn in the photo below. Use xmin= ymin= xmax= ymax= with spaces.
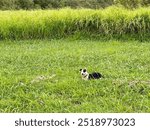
xmin=0 ymin=40 xmax=150 ymax=112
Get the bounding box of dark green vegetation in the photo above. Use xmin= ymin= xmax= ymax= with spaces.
xmin=0 ymin=40 xmax=150 ymax=112
xmin=0 ymin=8 xmax=150 ymax=41
xmin=0 ymin=0 xmax=150 ymax=10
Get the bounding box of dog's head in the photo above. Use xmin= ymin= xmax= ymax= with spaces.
xmin=79 ymin=68 xmax=88 ymax=78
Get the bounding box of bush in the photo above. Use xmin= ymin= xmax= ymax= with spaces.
xmin=0 ymin=0 xmax=19 ymax=10
xmin=114 ymin=0 xmax=150 ymax=8
xmin=142 ymin=0 xmax=150 ymax=6
xmin=18 ymin=0 xmax=34 ymax=10
xmin=0 ymin=0 xmax=149 ymax=10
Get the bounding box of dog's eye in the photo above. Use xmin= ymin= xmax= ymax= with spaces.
xmin=79 ymin=69 xmax=82 ymax=71
xmin=83 ymin=69 xmax=86 ymax=72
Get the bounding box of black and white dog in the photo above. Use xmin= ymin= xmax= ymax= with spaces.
xmin=80 ymin=68 xmax=103 ymax=80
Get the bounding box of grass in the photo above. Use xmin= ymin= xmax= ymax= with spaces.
xmin=0 ymin=7 xmax=150 ymax=40
xmin=0 ymin=39 xmax=150 ymax=113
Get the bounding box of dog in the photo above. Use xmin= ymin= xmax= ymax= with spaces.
xmin=80 ymin=68 xmax=103 ymax=80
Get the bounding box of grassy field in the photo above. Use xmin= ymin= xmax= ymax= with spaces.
xmin=0 ymin=39 xmax=150 ymax=112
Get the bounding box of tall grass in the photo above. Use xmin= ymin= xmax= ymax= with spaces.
xmin=0 ymin=7 xmax=150 ymax=40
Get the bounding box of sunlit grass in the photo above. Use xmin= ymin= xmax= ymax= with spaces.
xmin=0 ymin=7 xmax=150 ymax=40
xmin=0 ymin=39 xmax=150 ymax=112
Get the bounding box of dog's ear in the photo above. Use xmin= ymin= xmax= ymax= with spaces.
xmin=83 ymin=69 xmax=86 ymax=72
xmin=79 ymin=69 xmax=82 ymax=72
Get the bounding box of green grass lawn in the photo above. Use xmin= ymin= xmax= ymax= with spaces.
xmin=0 ymin=39 xmax=150 ymax=112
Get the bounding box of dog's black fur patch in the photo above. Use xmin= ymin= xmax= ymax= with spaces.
xmin=89 ymin=72 xmax=103 ymax=79
xmin=83 ymin=69 xmax=86 ymax=72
